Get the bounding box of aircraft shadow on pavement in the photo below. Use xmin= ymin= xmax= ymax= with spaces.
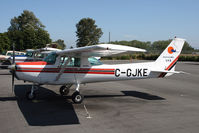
xmin=14 ymin=85 xmax=80 ymax=126
xmin=0 ymin=86 xmax=164 ymax=126
xmin=0 ymin=73 xmax=11 ymax=75
xmin=121 ymin=91 xmax=165 ymax=100
xmin=85 ymin=90 xmax=165 ymax=100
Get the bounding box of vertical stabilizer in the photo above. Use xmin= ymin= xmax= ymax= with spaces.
xmin=154 ymin=38 xmax=185 ymax=76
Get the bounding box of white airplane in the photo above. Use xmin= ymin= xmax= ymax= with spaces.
xmin=10 ymin=37 xmax=185 ymax=104
xmin=8 ymin=47 xmax=61 ymax=63
xmin=0 ymin=47 xmax=61 ymax=69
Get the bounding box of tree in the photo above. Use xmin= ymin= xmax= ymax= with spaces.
xmin=182 ymin=42 xmax=195 ymax=54
xmin=8 ymin=10 xmax=45 ymax=31
xmin=7 ymin=10 xmax=51 ymax=50
xmin=0 ymin=33 xmax=10 ymax=54
xmin=110 ymin=40 xmax=151 ymax=50
xmin=151 ymin=39 xmax=195 ymax=54
xmin=53 ymin=39 xmax=66 ymax=50
xmin=151 ymin=40 xmax=171 ymax=53
xmin=76 ymin=18 xmax=103 ymax=47
xmin=130 ymin=40 xmax=151 ymax=49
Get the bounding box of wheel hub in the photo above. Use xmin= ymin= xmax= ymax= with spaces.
xmin=75 ymin=95 xmax=82 ymax=102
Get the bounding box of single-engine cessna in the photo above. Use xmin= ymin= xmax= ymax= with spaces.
xmin=8 ymin=47 xmax=61 ymax=64
xmin=10 ymin=38 xmax=185 ymax=104
xmin=1 ymin=47 xmax=61 ymax=69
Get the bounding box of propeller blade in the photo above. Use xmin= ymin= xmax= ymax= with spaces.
xmin=12 ymin=43 xmax=15 ymax=64
xmin=11 ymin=43 xmax=15 ymax=94
xmin=12 ymin=72 xmax=15 ymax=93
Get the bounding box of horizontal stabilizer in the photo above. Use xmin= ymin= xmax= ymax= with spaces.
xmin=151 ymin=69 xmax=188 ymax=74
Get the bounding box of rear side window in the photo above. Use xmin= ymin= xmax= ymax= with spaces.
xmin=88 ymin=57 xmax=102 ymax=66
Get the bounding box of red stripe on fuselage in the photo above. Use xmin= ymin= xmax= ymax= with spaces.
xmin=16 ymin=61 xmax=50 ymax=65
xmin=16 ymin=61 xmax=115 ymax=74
xmin=16 ymin=67 xmax=115 ymax=71
xmin=16 ymin=67 xmax=115 ymax=75
xmin=16 ymin=70 xmax=114 ymax=75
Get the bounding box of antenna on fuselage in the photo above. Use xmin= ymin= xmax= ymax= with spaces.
xmin=109 ymin=32 xmax=111 ymax=43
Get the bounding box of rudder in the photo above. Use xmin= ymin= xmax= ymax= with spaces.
xmin=154 ymin=38 xmax=185 ymax=74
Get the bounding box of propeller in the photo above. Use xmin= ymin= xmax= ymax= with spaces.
xmin=11 ymin=43 xmax=15 ymax=93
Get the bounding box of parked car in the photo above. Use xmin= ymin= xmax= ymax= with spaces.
xmin=3 ymin=47 xmax=61 ymax=65
xmin=0 ymin=51 xmax=26 ymax=62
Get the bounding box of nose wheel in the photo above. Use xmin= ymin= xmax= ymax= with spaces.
xmin=26 ymin=84 xmax=38 ymax=100
xmin=26 ymin=91 xmax=36 ymax=100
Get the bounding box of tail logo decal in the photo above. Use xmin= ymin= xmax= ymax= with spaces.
xmin=168 ymin=46 xmax=176 ymax=54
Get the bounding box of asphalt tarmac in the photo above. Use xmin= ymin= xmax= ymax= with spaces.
xmin=0 ymin=61 xmax=199 ymax=133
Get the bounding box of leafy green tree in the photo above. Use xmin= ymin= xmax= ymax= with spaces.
xmin=151 ymin=40 xmax=171 ymax=53
xmin=53 ymin=39 xmax=66 ymax=50
xmin=76 ymin=18 xmax=103 ymax=47
xmin=0 ymin=33 xmax=10 ymax=54
xmin=7 ymin=10 xmax=51 ymax=50
xmin=8 ymin=10 xmax=45 ymax=31
xmin=35 ymin=29 xmax=51 ymax=49
xmin=110 ymin=39 xmax=195 ymax=54
xmin=151 ymin=39 xmax=195 ymax=54
xmin=182 ymin=42 xmax=195 ymax=54
xmin=129 ymin=40 xmax=151 ymax=50
xmin=110 ymin=40 xmax=151 ymax=50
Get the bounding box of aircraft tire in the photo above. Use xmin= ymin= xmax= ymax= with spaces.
xmin=59 ymin=86 xmax=70 ymax=96
xmin=26 ymin=91 xmax=36 ymax=100
xmin=72 ymin=91 xmax=84 ymax=104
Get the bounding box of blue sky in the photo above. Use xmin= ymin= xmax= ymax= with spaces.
xmin=0 ymin=0 xmax=199 ymax=48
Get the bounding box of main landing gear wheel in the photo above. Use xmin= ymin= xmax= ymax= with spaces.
xmin=26 ymin=91 xmax=36 ymax=100
xmin=59 ymin=85 xmax=70 ymax=96
xmin=72 ymin=91 xmax=84 ymax=104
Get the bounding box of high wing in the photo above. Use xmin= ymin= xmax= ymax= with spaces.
xmin=40 ymin=47 xmax=62 ymax=52
xmin=56 ymin=44 xmax=146 ymax=57
xmin=30 ymin=47 xmax=61 ymax=53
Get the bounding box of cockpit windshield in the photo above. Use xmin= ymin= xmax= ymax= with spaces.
xmin=25 ymin=51 xmax=34 ymax=57
xmin=43 ymin=52 xmax=57 ymax=64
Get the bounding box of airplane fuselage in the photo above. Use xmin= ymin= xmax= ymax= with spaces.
xmin=15 ymin=61 xmax=160 ymax=85
xmin=11 ymin=38 xmax=185 ymax=103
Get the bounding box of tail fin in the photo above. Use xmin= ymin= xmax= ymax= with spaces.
xmin=153 ymin=38 xmax=185 ymax=77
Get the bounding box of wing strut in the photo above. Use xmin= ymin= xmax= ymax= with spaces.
xmin=55 ymin=57 xmax=71 ymax=81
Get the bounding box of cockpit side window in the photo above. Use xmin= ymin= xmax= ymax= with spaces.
xmin=74 ymin=58 xmax=80 ymax=67
xmin=60 ymin=56 xmax=81 ymax=67
xmin=43 ymin=52 xmax=57 ymax=64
